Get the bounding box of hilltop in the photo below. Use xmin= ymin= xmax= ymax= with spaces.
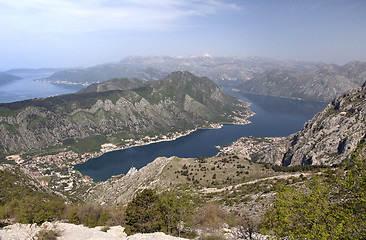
xmin=78 ymin=77 xmax=148 ymax=93
xmin=42 ymin=64 xmax=166 ymax=85
xmin=1 ymin=75 xmax=366 ymax=239
xmin=39 ymin=56 xmax=366 ymax=102
xmin=0 ymin=71 xmax=250 ymax=155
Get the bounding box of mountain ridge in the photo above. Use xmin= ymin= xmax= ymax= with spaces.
xmin=38 ymin=56 xmax=366 ymax=102
xmin=41 ymin=55 xmax=326 ymax=86
xmin=78 ymin=77 xmax=148 ymax=93
xmin=43 ymin=65 xmax=166 ymax=85
xmin=252 ymin=81 xmax=366 ymax=166
xmin=0 ymin=71 xmax=251 ymax=155
xmin=238 ymin=61 xmax=366 ymax=102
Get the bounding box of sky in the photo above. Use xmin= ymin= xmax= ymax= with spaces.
xmin=0 ymin=0 xmax=366 ymax=70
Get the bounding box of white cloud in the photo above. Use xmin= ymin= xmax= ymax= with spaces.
xmin=0 ymin=0 xmax=240 ymax=36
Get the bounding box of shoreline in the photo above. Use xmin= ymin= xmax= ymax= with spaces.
xmin=35 ymin=79 xmax=91 ymax=86
xmin=232 ymin=88 xmax=328 ymax=103
xmin=7 ymin=110 xmax=254 ymax=190
xmin=86 ymin=123 xmax=226 ymax=160
xmin=75 ymin=115 xmax=254 ymax=178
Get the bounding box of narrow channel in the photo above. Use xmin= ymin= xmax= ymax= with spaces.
xmin=75 ymin=90 xmax=327 ymax=181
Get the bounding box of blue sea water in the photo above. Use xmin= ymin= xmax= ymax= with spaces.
xmin=0 ymin=74 xmax=327 ymax=181
xmin=0 ymin=72 xmax=83 ymax=103
xmin=75 ymin=89 xmax=327 ymax=181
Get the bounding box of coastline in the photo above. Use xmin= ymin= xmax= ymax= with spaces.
xmin=7 ymin=108 xmax=254 ymax=190
xmin=35 ymin=79 xmax=91 ymax=86
xmin=84 ymin=109 xmax=255 ymax=164
xmin=232 ymin=88 xmax=328 ymax=103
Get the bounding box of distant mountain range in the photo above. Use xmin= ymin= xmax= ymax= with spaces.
xmin=254 ymin=80 xmax=366 ymax=166
xmin=117 ymin=55 xmax=327 ymax=83
xmin=238 ymin=61 xmax=366 ymax=102
xmin=42 ymin=65 xmax=166 ymax=85
xmin=42 ymin=56 xmax=326 ymax=87
xmin=40 ymin=55 xmax=366 ymax=102
xmin=0 ymin=71 xmax=250 ymax=155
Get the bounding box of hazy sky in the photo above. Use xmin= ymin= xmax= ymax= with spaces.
xmin=1 ymin=0 xmax=365 ymax=70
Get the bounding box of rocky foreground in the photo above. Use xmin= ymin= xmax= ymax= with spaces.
xmin=0 ymin=222 xmax=188 ymax=240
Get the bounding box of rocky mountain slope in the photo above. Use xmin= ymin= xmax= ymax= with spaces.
xmin=239 ymin=61 xmax=366 ymax=102
xmin=78 ymin=78 xmax=147 ymax=93
xmin=0 ymin=71 xmax=250 ymax=155
xmin=80 ymin=157 xmax=173 ymax=205
xmin=0 ymin=73 xmax=21 ymax=85
xmin=253 ymin=81 xmax=366 ymax=166
xmin=0 ymin=164 xmax=64 ymax=204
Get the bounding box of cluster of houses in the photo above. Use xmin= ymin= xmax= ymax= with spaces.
xmin=220 ymin=136 xmax=284 ymax=155
xmin=7 ymin=151 xmax=97 ymax=191
xmin=5 ymin=127 xmax=224 ymax=192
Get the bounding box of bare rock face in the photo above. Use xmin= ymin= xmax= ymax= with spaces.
xmin=255 ymin=82 xmax=366 ymax=166
xmin=0 ymin=71 xmax=250 ymax=155
xmin=81 ymin=157 xmax=174 ymax=205
xmin=0 ymin=222 xmax=188 ymax=240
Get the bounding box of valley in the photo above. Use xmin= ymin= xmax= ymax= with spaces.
xmin=0 ymin=65 xmax=366 ymax=240
xmin=38 ymin=56 xmax=366 ymax=103
xmin=1 ymin=1 xmax=366 ymax=238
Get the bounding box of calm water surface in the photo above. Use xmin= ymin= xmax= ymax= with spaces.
xmin=0 ymin=72 xmax=83 ymax=103
xmin=75 ymin=89 xmax=327 ymax=181
xmin=0 ymin=75 xmax=327 ymax=181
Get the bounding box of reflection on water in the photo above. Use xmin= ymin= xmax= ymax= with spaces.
xmin=76 ymin=89 xmax=328 ymax=181
xmin=226 ymin=90 xmax=328 ymax=118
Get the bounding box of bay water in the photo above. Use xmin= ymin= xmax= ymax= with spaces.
xmin=75 ymin=89 xmax=327 ymax=181
xmin=0 ymin=75 xmax=327 ymax=181
xmin=0 ymin=72 xmax=83 ymax=103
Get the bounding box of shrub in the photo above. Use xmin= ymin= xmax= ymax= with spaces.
xmin=36 ymin=228 xmax=60 ymax=240
xmin=262 ymin=144 xmax=366 ymax=240
xmin=125 ymin=189 xmax=194 ymax=236
xmin=125 ymin=189 xmax=162 ymax=235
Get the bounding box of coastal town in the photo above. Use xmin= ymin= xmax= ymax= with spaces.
xmin=218 ymin=136 xmax=285 ymax=156
xmin=4 ymin=128 xmax=208 ymax=192
xmin=5 ymin=133 xmax=283 ymax=193
xmin=4 ymin=109 xmax=256 ymax=192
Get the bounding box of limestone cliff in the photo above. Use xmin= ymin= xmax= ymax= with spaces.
xmin=80 ymin=157 xmax=173 ymax=205
xmin=254 ymin=82 xmax=366 ymax=166
xmin=0 ymin=71 xmax=250 ymax=155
